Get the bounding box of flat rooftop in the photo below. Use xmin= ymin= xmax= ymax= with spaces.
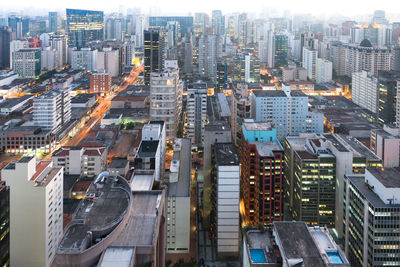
xmin=340 ymin=135 xmax=381 ymax=161
xmin=250 ymin=141 xmax=282 ymax=157
xmin=253 ymin=90 xmax=286 ymax=98
xmin=246 ymin=229 xmax=280 ymax=264
xmin=243 ymin=121 xmax=273 ymax=132
xmin=130 ymin=172 xmax=154 ymax=191
xmin=71 ymin=93 xmax=95 ymax=103
xmin=99 ymin=247 xmax=135 ymax=267
xmin=205 ymin=121 xmax=230 ymax=132
xmin=274 ymin=221 xmax=326 ymax=267
xmin=112 ymin=191 xmax=163 ymax=247
xmin=367 ymin=167 xmax=400 ymax=188
xmin=168 ymin=139 xmax=191 ymax=197
xmin=214 ymin=143 xmax=239 ymax=166
xmin=137 ymin=140 xmax=159 ymax=157
xmin=108 ymin=159 xmax=129 ymax=169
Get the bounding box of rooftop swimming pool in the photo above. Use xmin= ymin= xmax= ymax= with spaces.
xmin=326 ymin=250 xmax=344 ymax=264
xmin=250 ymin=249 xmax=267 ymax=263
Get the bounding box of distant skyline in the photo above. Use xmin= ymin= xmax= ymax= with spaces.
xmin=1 ymin=0 xmax=400 ymax=18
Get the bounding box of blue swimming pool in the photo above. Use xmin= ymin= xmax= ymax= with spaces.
xmin=326 ymin=250 xmax=344 ymax=264
xmin=250 ymin=249 xmax=267 ymax=263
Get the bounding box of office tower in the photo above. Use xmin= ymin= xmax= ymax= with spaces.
xmin=9 ymin=39 xmax=28 ymax=68
xmin=211 ymin=143 xmax=240 ymax=256
xmin=166 ymin=21 xmax=180 ymax=48
xmin=0 ymin=27 xmax=13 ymax=69
xmin=135 ymin=16 xmax=146 ymax=48
xmin=230 ymin=84 xmax=251 ymax=145
xmin=240 ymin=120 xmax=283 ymax=226
xmin=186 ymin=84 xmax=207 ymax=146
xmin=40 ymin=47 xmax=57 ymax=71
xmin=232 ymin=53 xmax=260 ymax=83
xmin=316 ymin=58 xmax=332 ymax=83
xmin=71 ymin=48 xmax=97 ymax=71
xmin=90 ymin=71 xmax=112 ymax=94
xmin=302 ymin=47 xmax=317 ymax=80
xmin=330 ymin=41 xmax=346 ymax=76
xmin=370 ymin=129 xmax=400 ymax=167
xmin=352 ymin=71 xmax=378 ymax=113
xmin=7 ymin=15 xmax=22 ymax=39
xmin=351 ymin=26 xmax=363 ymax=43
xmin=66 ymin=9 xmax=104 ymax=48
xmin=216 ymin=63 xmax=227 ymax=91
xmin=300 ymin=32 xmax=316 ymax=61
xmin=344 ymin=168 xmax=400 ymax=267
xmin=49 ymin=12 xmax=58 ymax=32
xmin=372 ymin=10 xmax=388 ymax=25
xmin=211 ymin=10 xmax=225 ymax=35
xmin=123 ymin=41 xmax=135 ymax=67
xmin=105 ymin=17 xmax=123 ymax=41
xmin=0 ymin=182 xmax=9 ymax=266
xmin=396 ymin=81 xmax=400 ymax=127
xmin=198 ymin=34 xmax=222 ymax=81
xmin=344 ymin=40 xmax=392 ymax=77
xmin=194 ymin=13 xmax=209 ymax=37
xmin=377 ymin=71 xmax=400 ymax=126
xmin=12 ymin=48 xmax=41 ymax=78
xmin=33 ymin=88 xmax=71 ymax=133
xmin=284 ymin=134 xmax=382 ymax=235
xmin=273 ymin=33 xmax=288 ymax=67
xmin=144 ymin=29 xmax=163 ymax=85
xmin=2 ymin=156 xmax=63 ymax=267
xmin=97 ymin=47 xmax=119 ymax=77
xmin=149 ymin=16 xmax=193 ymax=36
xmin=183 ymin=37 xmax=193 ymax=75
xmin=149 ymin=61 xmax=182 ymax=141
xmin=393 ymin=44 xmax=400 ymax=71
xmin=166 ymin=138 xmax=191 ymax=253
xmin=251 ymin=85 xmax=323 ymax=139
xmin=52 ymin=146 xmax=107 ymax=177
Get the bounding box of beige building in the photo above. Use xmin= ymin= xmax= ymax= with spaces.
xmin=52 ymin=146 xmax=107 ymax=177
xmin=2 ymin=156 xmax=63 ymax=267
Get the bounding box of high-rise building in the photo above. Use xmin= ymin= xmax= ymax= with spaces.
xmin=7 ymin=15 xmax=22 ymax=39
xmin=198 ymin=34 xmax=222 ymax=81
xmin=377 ymin=70 xmax=400 ymax=126
xmin=352 ymin=71 xmax=378 ymax=114
xmin=105 ymin=17 xmax=123 ymax=41
xmin=97 ymin=47 xmax=119 ymax=77
xmin=211 ymin=143 xmax=240 ymax=257
xmin=71 ymin=48 xmax=97 ymax=71
xmin=33 ymin=88 xmax=71 ymax=133
xmin=216 ymin=63 xmax=227 ymax=91
xmin=49 ymin=33 xmax=68 ymax=69
xmin=230 ymin=84 xmax=251 ymax=145
xmin=186 ymin=84 xmax=207 ymax=146
xmin=283 ymin=134 xmax=382 ymax=236
xmin=273 ymin=33 xmax=288 ymax=67
xmin=316 ymin=58 xmax=332 ymax=83
xmin=240 ymin=120 xmax=283 ymax=226
xmin=282 ymin=65 xmax=307 ymax=82
xmin=183 ymin=37 xmax=193 ymax=75
xmin=0 ymin=27 xmax=13 ymax=69
xmin=251 ymin=85 xmax=324 ymax=139
xmin=9 ymin=39 xmax=28 ymax=68
xmin=211 ymin=10 xmax=225 ymax=35
xmin=372 ymin=10 xmax=388 ymax=24
xmin=12 ymin=48 xmax=41 ymax=78
xmin=396 ymin=80 xmax=400 ymax=128
xmin=66 ymin=9 xmax=104 ymax=48
xmin=344 ymin=168 xmax=400 ymax=267
xmin=134 ymin=15 xmax=146 ymax=48
xmin=300 ymin=32 xmax=316 ymax=61
xmin=194 ymin=13 xmax=209 ymax=37
xmin=302 ymin=47 xmax=317 ymax=80
xmin=149 ymin=61 xmax=182 ymax=141
xmin=144 ymin=29 xmax=163 ymax=85
xmin=166 ymin=138 xmax=191 ymax=254
xmin=0 ymin=182 xmax=9 ymax=266
xmin=370 ymin=128 xmax=400 ymax=167
xmin=2 ymin=156 xmax=63 ymax=267
xmin=149 ymin=16 xmax=193 ymax=36
xmin=48 ymin=12 xmax=58 ymax=32
xmin=123 ymin=41 xmax=135 ymax=67
xmin=232 ymin=54 xmax=260 ymax=83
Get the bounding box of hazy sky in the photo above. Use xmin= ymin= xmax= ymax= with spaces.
xmin=2 ymin=0 xmax=400 ymax=17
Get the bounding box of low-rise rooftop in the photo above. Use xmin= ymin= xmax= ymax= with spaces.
xmin=214 ymin=143 xmax=239 ymax=166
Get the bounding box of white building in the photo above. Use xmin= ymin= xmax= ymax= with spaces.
xmin=123 ymin=41 xmax=135 ymax=67
xmin=149 ymin=60 xmax=182 ymax=141
xmin=166 ymin=138 xmax=191 ymax=253
xmin=71 ymin=48 xmax=98 ymax=72
xmin=33 ymin=88 xmax=71 ymax=133
xmin=52 ymin=146 xmax=108 ymax=177
xmin=352 ymin=70 xmax=378 ymax=114
xmin=135 ymin=16 xmax=146 ymax=48
xmin=2 ymin=156 xmax=63 ymax=267
xmin=9 ymin=40 xmax=28 ymax=68
xmin=316 ymin=58 xmax=332 ymax=83
xmin=97 ymin=48 xmax=119 ymax=77
xmin=213 ymin=143 xmax=240 ymax=256
xmin=186 ymin=84 xmax=207 ymax=146
xmin=41 ymin=47 xmax=57 ymax=71
xmin=12 ymin=48 xmax=41 ymax=78
xmin=251 ymin=85 xmax=324 ymax=139
xmin=302 ymin=47 xmax=317 ymax=80
xmin=370 ymin=129 xmax=400 ymax=167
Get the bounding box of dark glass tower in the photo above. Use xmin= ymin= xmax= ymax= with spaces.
xmin=144 ymin=29 xmax=163 ymax=85
xmin=273 ymin=34 xmax=288 ymax=68
xmin=66 ymin=9 xmax=104 ymax=48
xmin=0 ymin=27 xmax=13 ymax=69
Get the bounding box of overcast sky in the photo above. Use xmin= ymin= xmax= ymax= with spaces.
xmin=2 ymin=0 xmax=399 ymax=18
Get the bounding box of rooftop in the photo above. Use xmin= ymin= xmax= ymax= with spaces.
xmin=205 ymin=121 xmax=230 ymax=132
xmin=130 ymin=172 xmax=154 ymax=191
xmin=0 ymin=95 xmax=33 ymax=109
xmin=252 ymin=90 xmax=286 ymax=98
xmin=137 ymin=140 xmax=159 ymax=157
xmin=367 ymin=167 xmax=400 ymax=188
xmin=243 ymin=121 xmax=273 ymax=132
xmin=168 ymin=139 xmax=191 ymax=197
xmin=250 ymin=141 xmax=283 ymax=157
xmin=273 ymin=221 xmax=326 ymax=267
xmin=71 ymin=93 xmax=95 ymax=103
xmin=214 ymin=143 xmax=239 ymax=166
xmin=108 ymin=159 xmax=129 ymax=169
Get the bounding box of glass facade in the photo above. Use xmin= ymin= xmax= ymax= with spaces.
xmin=66 ymin=9 xmax=104 ymax=48
xmin=273 ymin=34 xmax=288 ymax=68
